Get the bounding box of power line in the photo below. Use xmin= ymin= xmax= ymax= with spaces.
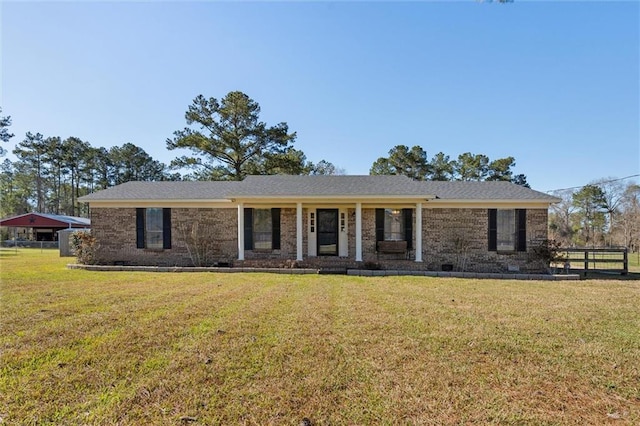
xmin=545 ymin=174 xmax=640 ymax=193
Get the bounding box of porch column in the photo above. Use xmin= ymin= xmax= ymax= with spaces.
xmin=237 ymin=203 xmax=244 ymax=261
xmin=355 ymin=202 xmax=363 ymax=262
xmin=415 ymin=202 xmax=423 ymax=262
xmin=296 ymin=202 xmax=303 ymax=261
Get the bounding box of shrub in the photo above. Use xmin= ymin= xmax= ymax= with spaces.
xmin=531 ymin=239 xmax=565 ymax=271
xmin=362 ymin=261 xmax=382 ymax=270
xmin=176 ymin=220 xmax=218 ymax=267
xmin=70 ymin=231 xmax=98 ymax=265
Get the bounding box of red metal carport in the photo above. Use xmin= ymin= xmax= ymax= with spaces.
xmin=0 ymin=213 xmax=90 ymax=241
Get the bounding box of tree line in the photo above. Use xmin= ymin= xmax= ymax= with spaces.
xmin=5 ymin=92 xmax=636 ymax=253
xmin=0 ymin=97 xmax=340 ymax=219
xmin=370 ymin=145 xmax=529 ymax=185
xmin=549 ymin=179 xmax=640 ymax=251
xmin=1 ymin=92 xmax=532 ymax=220
xmin=1 ymin=134 xmax=176 ymax=218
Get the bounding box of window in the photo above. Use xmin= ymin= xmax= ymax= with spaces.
xmin=145 ymin=208 xmax=164 ymax=249
xmin=376 ymin=208 xmax=413 ymax=249
xmin=253 ymin=209 xmax=273 ymax=250
xmin=488 ymin=209 xmax=526 ymax=252
xmin=496 ymin=209 xmax=515 ymax=251
xmin=384 ymin=209 xmax=405 ymax=241
xmin=136 ymin=208 xmax=171 ymax=249
xmin=244 ymin=208 xmax=281 ymax=251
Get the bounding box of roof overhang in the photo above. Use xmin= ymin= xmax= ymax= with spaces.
xmin=427 ymin=199 xmax=558 ymax=209
xmin=85 ymin=199 xmax=234 ymax=208
xmin=82 ymin=196 xmax=557 ymax=209
xmin=230 ymin=195 xmax=437 ymax=203
xmin=85 ymin=195 xmax=438 ymax=207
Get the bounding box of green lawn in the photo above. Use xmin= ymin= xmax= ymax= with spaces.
xmin=629 ymin=251 xmax=640 ymax=271
xmin=1 ymin=249 xmax=639 ymax=425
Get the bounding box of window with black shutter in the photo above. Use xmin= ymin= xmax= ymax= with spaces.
xmin=488 ymin=208 xmax=526 ymax=252
xmin=271 ymin=208 xmax=281 ymax=250
xmin=516 ymin=209 xmax=527 ymax=252
xmin=244 ymin=208 xmax=253 ymax=250
xmin=136 ymin=207 xmax=171 ymax=249
xmin=375 ymin=209 xmax=385 ymax=250
xmin=136 ymin=208 xmax=145 ymax=249
xmin=403 ymin=208 xmax=413 ymax=250
xmin=244 ymin=207 xmax=281 ymax=251
xmin=488 ymin=209 xmax=497 ymax=251
xmin=375 ymin=208 xmax=413 ymax=250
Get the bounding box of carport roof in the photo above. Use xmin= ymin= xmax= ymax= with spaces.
xmin=0 ymin=213 xmax=91 ymax=228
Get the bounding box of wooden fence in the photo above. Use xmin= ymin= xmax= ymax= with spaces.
xmin=561 ymin=248 xmax=628 ymax=275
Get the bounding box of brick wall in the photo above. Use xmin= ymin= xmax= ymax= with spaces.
xmin=173 ymin=208 xmax=238 ymax=265
xmin=90 ymin=206 xmax=549 ymax=272
xmin=422 ymin=208 xmax=549 ymax=273
xmin=91 ymin=208 xmax=237 ymax=267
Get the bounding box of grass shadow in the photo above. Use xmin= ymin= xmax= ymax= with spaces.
xmin=573 ymin=270 xmax=640 ymax=280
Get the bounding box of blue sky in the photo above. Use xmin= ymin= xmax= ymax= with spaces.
xmin=1 ymin=1 xmax=638 ymax=192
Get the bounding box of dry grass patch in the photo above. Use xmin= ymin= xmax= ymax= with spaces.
xmin=1 ymin=249 xmax=639 ymax=425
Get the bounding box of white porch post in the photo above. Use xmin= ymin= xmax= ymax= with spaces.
xmin=237 ymin=203 xmax=244 ymax=261
xmin=296 ymin=202 xmax=303 ymax=261
xmin=355 ymin=202 xmax=363 ymax=262
xmin=415 ymin=202 xmax=423 ymax=262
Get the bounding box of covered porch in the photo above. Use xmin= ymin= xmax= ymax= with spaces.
xmin=235 ymin=198 xmax=432 ymax=264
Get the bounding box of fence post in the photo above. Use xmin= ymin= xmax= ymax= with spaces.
xmin=622 ymin=248 xmax=628 ymax=275
xmin=584 ymin=250 xmax=589 ymax=271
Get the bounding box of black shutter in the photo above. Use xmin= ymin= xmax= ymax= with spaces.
xmin=162 ymin=208 xmax=172 ymax=249
xmin=516 ymin=209 xmax=527 ymax=252
xmin=375 ymin=208 xmax=385 ymax=251
xmin=403 ymin=208 xmax=413 ymax=250
xmin=488 ymin=209 xmax=497 ymax=251
xmin=271 ymin=208 xmax=281 ymax=250
xmin=244 ymin=208 xmax=253 ymax=250
xmin=136 ymin=208 xmax=145 ymax=249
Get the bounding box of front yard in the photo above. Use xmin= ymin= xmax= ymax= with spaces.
xmin=1 ymin=249 xmax=639 ymax=424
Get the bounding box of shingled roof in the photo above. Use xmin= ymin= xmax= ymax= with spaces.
xmin=79 ymin=176 xmax=560 ymax=203
xmin=78 ymin=181 xmax=243 ymax=201
xmin=419 ymin=181 xmax=559 ymax=201
xmin=230 ymin=175 xmax=433 ymax=197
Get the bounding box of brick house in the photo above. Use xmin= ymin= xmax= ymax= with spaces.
xmin=79 ymin=175 xmax=560 ymax=273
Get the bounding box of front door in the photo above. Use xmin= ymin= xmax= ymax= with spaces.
xmin=317 ymin=209 xmax=338 ymax=256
